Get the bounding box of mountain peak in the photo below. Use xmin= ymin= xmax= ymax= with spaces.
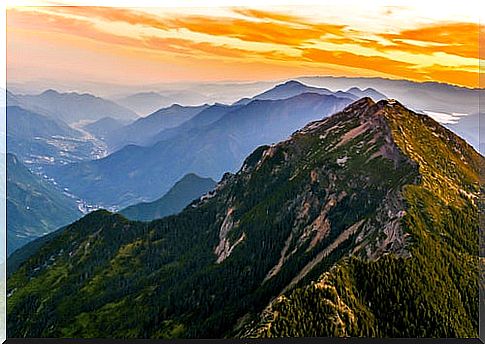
xmin=38 ymin=89 xmax=101 ymax=99
xmin=290 ymin=97 xmax=406 ymax=151
xmin=349 ymin=96 xmax=375 ymax=107
xmin=8 ymin=95 xmax=482 ymax=338
xmin=120 ymin=173 xmax=216 ymax=221
xmin=345 ymin=87 xmax=387 ymax=101
xmin=40 ymin=89 xmax=60 ymax=96
xmin=279 ymin=80 xmax=305 ymax=87
xmin=339 ymin=97 xmax=408 ymax=120
xmin=347 ymin=86 xmax=362 ymax=92
xmin=233 ymin=79 xmax=351 ymax=106
xmin=338 ymin=96 xmax=376 ymax=117
xmin=375 ymin=98 xmax=406 ymax=111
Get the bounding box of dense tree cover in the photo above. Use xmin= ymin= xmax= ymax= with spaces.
xmin=246 ymin=100 xmax=482 ymax=338
xmin=7 ymin=99 xmax=482 ymax=339
xmin=252 ymin=193 xmax=479 ymax=337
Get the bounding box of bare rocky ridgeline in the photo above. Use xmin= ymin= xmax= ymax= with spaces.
xmin=213 ymin=98 xmax=418 ymax=268
xmin=7 ymin=97 xmax=482 ymax=338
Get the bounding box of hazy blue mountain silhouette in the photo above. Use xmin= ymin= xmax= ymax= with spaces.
xmin=47 ymin=92 xmax=354 ymax=208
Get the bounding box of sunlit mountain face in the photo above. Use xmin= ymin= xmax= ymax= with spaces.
xmin=7 ymin=98 xmax=482 ymax=338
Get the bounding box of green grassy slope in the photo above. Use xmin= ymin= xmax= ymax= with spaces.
xmin=7 ymin=98 xmax=482 ymax=338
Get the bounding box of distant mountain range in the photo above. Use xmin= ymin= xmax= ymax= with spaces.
xmin=104 ymin=104 xmax=210 ymax=152
xmin=345 ymin=86 xmax=387 ymax=100
xmin=6 ymin=106 xmax=99 ymax=168
xmin=233 ymin=80 xmax=360 ymax=105
xmin=45 ymin=89 xmax=354 ymax=208
xmin=297 ymin=76 xmax=480 ymax=115
xmin=7 ymin=106 xmax=80 ymax=139
xmin=8 ymin=77 xmax=480 ymax=151
xmin=7 ymin=153 xmax=82 ymax=255
xmin=104 ymin=81 xmax=369 ymax=152
xmin=7 ymin=89 xmax=138 ymax=124
xmin=93 ymin=82 xmax=412 ymax=154
xmin=114 ymin=92 xmax=174 ymax=116
xmin=11 ymin=75 xmax=477 ymax=114
xmin=146 ymin=103 xmax=244 ymax=146
xmin=120 ymin=173 xmax=216 ymax=221
xmin=114 ymin=91 xmax=209 ymax=116
xmin=8 ymin=98 xmax=481 ymax=338
xmin=82 ymin=117 xmax=125 ymax=141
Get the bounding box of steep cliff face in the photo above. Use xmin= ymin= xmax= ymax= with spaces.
xmin=7 ymin=98 xmax=482 ymax=338
xmin=242 ymin=99 xmax=482 ymax=338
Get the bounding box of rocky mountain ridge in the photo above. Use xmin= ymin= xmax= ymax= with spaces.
xmin=7 ymin=97 xmax=481 ymax=338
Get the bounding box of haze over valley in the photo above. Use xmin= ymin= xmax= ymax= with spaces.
xmin=5 ymin=3 xmax=482 ymax=339
xmin=6 ymin=77 xmax=482 ymax=253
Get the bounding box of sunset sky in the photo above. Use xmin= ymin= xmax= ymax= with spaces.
xmin=6 ymin=3 xmax=484 ymax=88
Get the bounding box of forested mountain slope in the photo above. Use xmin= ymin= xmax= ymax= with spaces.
xmin=7 ymin=98 xmax=481 ymax=338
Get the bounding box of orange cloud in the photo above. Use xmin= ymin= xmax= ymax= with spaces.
xmin=143 ymin=36 xmax=284 ymax=60
xmin=8 ymin=9 xmax=296 ymax=64
xmin=379 ymin=22 xmax=482 ymax=59
xmin=7 ymin=8 xmax=142 ymax=48
xmin=302 ymin=48 xmax=479 ymax=87
xmin=233 ymin=8 xmax=306 ymax=23
xmin=51 ymin=6 xmax=170 ymax=31
xmin=166 ymin=16 xmax=345 ymax=46
xmin=320 ymin=23 xmax=482 ymax=61
xmin=173 ymin=17 xmax=271 ymax=44
xmin=233 ymin=7 xmax=344 ymax=35
xmin=6 ymin=7 xmax=482 ymax=88
xmin=302 ymin=48 xmax=423 ymax=80
xmin=44 ymin=7 xmax=482 ymax=61
xmin=422 ymin=65 xmax=479 ymax=87
xmin=50 ymin=6 xmax=346 ymax=46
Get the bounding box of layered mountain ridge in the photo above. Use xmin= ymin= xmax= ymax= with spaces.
xmin=8 ymin=89 xmax=138 ymax=124
xmin=233 ymin=80 xmax=357 ymax=105
xmin=105 ymin=104 xmax=210 ymax=152
xmin=6 ymin=153 xmax=82 ymax=255
xmin=120 ymin=173 xmax=217 ymax=221
xmin=6 ymin=106 xmax=100 ymax=168
xmin=7 ymin=97 xmax=481 ymax=338
xmin=46 ymin=91 xmax=353 ymax=208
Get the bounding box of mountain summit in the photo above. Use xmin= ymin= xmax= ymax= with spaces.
xmin=8 ymin=98 xmax=481 ymax=338
xmin=234 ymin=80 xmax=356 ymax=105
xmin=119 ymin=173 xmax=217 ymax=221
xmin=9 ymin=89 xmax=138 ymax=124
xmin=345 ymin=86 xmax=387 ymax=101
